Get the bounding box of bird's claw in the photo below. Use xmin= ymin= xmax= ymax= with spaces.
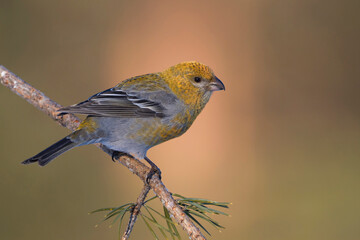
xmin=146 ymin=166 xmax=162 ymax=184
xmin=112 ymin=151 xmax=134 ymax=162
xmin=112 ymin=154 xmax=161 ymax=183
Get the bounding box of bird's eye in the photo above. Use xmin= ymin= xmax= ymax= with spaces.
xmin=194 ymin=77 xmax=201 ymax=83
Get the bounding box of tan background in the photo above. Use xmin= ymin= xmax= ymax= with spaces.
xmin=0 ymin=0 xmax=359 ymax=239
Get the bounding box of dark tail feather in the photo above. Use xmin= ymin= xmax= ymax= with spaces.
xmin=22 ymin=136 xmax=77 ymax=166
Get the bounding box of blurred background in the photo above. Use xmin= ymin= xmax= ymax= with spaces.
xmin=0 ymin=0 xmax=359 ymax=239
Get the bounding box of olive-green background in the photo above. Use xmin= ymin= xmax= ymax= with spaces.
xmin=1 ymin=1 xmax=359 ymax=239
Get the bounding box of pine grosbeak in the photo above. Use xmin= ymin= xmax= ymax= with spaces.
xmin=23 ymin=61 xmax=225 ymax=180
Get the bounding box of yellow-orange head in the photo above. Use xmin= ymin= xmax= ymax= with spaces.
xmin=160 ymin=61 xmax=224 ymax=108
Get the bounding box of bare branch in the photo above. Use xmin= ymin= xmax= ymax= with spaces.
xmin=122 ymin=184 xmax=151 ymax=240
xmin=0 ymin=66 xmax=80 ymax=131
xmin=0 ymin=66 xmax=206 ymax=240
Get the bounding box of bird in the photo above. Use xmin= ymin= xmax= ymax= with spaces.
xmin=22 ymin=61 xmax=225 ymax=182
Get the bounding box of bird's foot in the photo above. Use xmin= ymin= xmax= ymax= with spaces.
xmin=112 ymin=151 xmax=134 ymax=162
xmin=146 ymin=166 xmax=162 ymax=184
xmin=144 ymin=157 xmax=162 ymax=184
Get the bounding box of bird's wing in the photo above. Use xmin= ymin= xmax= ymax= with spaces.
xmin=58 ymin=87 xmax=173 ymax=118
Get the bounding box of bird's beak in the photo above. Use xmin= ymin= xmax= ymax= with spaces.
xmin=209 ymin=76 xmax=225 ymax=91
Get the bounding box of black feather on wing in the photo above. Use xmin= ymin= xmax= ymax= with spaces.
xmin=58 ymin=88 xmax=166 ymax=118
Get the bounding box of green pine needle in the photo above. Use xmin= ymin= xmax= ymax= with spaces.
xmin=90 ymin=193 xmax=230 ymax=239
xmin=163 ymin=206 xmax=180 ymax=240
xmin=144 ymin=206 xmax=170 ymax=238
xmin=141 ymin=213 xmax=159 ymax=240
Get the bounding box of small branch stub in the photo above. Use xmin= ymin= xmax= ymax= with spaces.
xmin=122 ymin=184 xmax=151 ymax=240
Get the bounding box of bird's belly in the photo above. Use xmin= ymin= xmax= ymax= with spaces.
xmin=126 ymin=117 xmax=189 ymax=147
xmin=96 ymin=117 xmax=189 ymax=158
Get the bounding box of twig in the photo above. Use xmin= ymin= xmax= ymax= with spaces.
xmin=122 ymin=184 xmax=151 ymax=240
xmin=0 ymin=66 xmax=206 ymax=240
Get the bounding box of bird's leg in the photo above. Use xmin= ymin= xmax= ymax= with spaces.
xmin=144 ymin=157 xmax=162 ymax=184
xmin=112 ymin=151 xmax=134 ymax=162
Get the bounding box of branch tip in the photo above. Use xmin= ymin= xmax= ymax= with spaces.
xmin=1 ymin=70 xmax=8 ymax=78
